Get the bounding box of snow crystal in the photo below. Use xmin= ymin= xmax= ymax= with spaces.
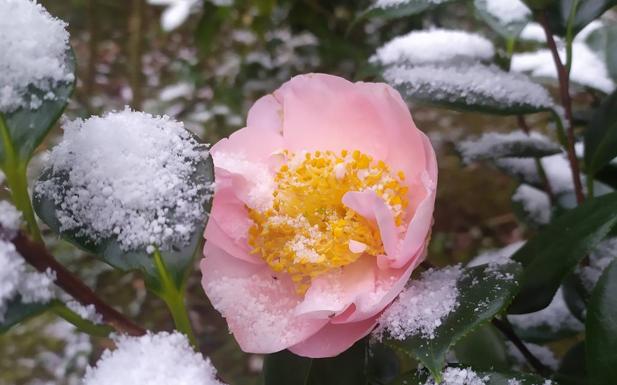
xmin=508 ymin=288 xmax=583 ymax=333
xmin=468 ymin=241 xmax=525 ymax=267
xmin=374 ymin=0 xmax=449 ymax=8
xmin=372 ymin=29 xmax=494 ymax=66
xmin=425 ymin=367 xmax=488 ymax=385
xmin=507 ymin=380 xmax=521 ymax=385
xmin=83 ymin=331 xmax=225 ymax=385
xmin=506 ymin=342 xmax=558 ymax=370
xmin=579 ymin=237 xmax=617 ymax=291
xmin=375 ymin=265 xmax=462 ymax=340
xmin=0 ymin=0 xmax=74 ymax=113
xmin=35 ymin=108 xmax=211 ymax=252
xmin=0 ymin=200 xmax=22 ymax=239
xmin=512 ymin=184 xmax=551 ymax=224
xmin=457 ymin=131 xmax=560 ymax=163
xmin=485 ymin=0 xmax=530 ymax=24
xmin=66 ymin=300 xmax=103 ymax=325
xmin=512 ymin=43 xmax=615 ymax=93
xmin=0 ymin=239 xmax=55 ymax=322
xmin=383 ymin=64 xmax=554 ymax=110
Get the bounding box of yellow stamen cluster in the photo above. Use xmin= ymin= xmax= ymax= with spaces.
xmin=248 ymin=150 xmax=409 ymax=294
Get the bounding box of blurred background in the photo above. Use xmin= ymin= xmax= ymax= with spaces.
xmin=0 ymin=1 xmax=537 ymax=383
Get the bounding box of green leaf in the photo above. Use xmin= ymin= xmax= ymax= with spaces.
xmin=263 ymin=350 xmax=313 ymax=385
xmin=0 ymin=49 xmax=75 ymax=164
xmin=586 ymin=259 xmax=617 ymax=385
xmin=385 ymin=63 xmax=554 ymax=115
xmin=556 ymin=341 xmax=587 ymax=385
xmin=474 ymin=0 xmax=531 ymax=39
xmin=509 ymin=192 xmax=617 ymax=314
xmin=562 ymin=273 xmax=588 ymax=322
xmin=306 ymin=339 xmax=367 ymax=385
xmin=584 ymin=90 xmax=617 ymax=178
xmin=393 ymin=263 xmax=522 ymax=379
xmin=263 ymin=340 xmax=367 ymax=385
xmin=367 ymin=342 xmax=401 ymax=384
xmin=585 ymin=24 xmax=617 ymax=82
xmin=392 ymin=368 xmax=552 ymax=385
xmin=545 ymin=0 xmax=617 ymax=36
xmin=453 ymin=324 xmax=510 ymax=371
xmin=0 ymin=296 xmax=55 ymax=334
xmin=33 ymin=149 xmax=214 ymax=289
xmin=358 ymin=0 xmax=454 ymax=22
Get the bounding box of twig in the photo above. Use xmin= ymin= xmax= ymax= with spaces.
xmin=12 ymin=231 xmax=146 ymax=336
xmin=492 ymin=318 xmax=551 ymax=377
xmin=537 ymin=12 xmax=585 ymax=205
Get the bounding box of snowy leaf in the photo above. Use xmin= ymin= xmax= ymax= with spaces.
xmin=512 ymin=184 xmax=552 ymax=227
xmin=509 ymin=192 xmax=617 ymax=314
xmin=0 ymin=296 xmax=55 ymax=334
xmin=33 ymin=110 xmax=215 ymax=289
xmin=380 ymin=263 xmax=522 ymax=379
xmin=458 ymin=131 xmax=561 ymax=164
xmin=474 ymin=0 xmax=531 ymax=39
xmin=372 ymin=29 xmax=494 ymax=67
xmin=383 ymin=63 xmax=554 ymax=115
xmin=586 ymin=24 xmax=617 ymax=82
xmin=359 ymin=0 xmax=455 ymax=21
xmin=391 ymin=367 xmax=551 ymax=385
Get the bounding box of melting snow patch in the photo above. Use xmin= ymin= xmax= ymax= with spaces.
xmin=372 ymin=29 xmax=494 ymax=66
xmin=579 ymin=237 xmax=617 ymax=291
xmin=375 ymin=265 xmax=462 ymax=340
xmin=384 ymin=64 xmax=553 ymax=110
xmin=0 ymin=0 xmax=74 ymax=113
xmin=0 ymin=238 xmax=56 ymax=322
xmin=83 ymin=331 xmax=225 ymax=385
xmin=506 ymin=342 xmax=558 ymax=370
xmin=66 ymin=300 xmax=103 ymax=325
xmin=0 ymin=200 xmax=23 ymax=239
xmin=373 ymin=0 xmax=449 ymax=8
xmin=508 ymin=288 xmax=583 ymax=333
xmin=35 ymin=108 xmax=212 ymax=252
xmin=512 ymin=184 xmax=551 ymax=225
xmin=485 ymin=0 xmax=531 ymax=24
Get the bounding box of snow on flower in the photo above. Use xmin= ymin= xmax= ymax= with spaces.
xmin=0 ymin=0 xmax=74 ymax=113
xmin=374 ymin=265 xmax=462 ymax=340
xmin=35 ymin=108 xmax=212 ymax=252
xmin=82 ymin=332 xmax=225 ymax=385
xmin=201 ymin=73 xmax=437 ymax=357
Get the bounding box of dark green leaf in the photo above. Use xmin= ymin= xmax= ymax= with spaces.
xmin=367 ymin=342 xmax=400 ymax=384
xmin=474 ymin=0 xmax=531 ymax=39
xmin=584 ymin=90 xmax=617 ymax=177
xmin=33 ymin=149 xmax=214 ymax=289
xmin=453 ymin=324 xmax=510 ymax=371
xmin=556 ymin=342 xmax=587 ymax=385
xmin=545 ymin=0 xmax=617 ymax=36
xmin=263 ymin=350 xmax=313 ymax=385
xmin=0 ymin=296 xmax=55 ymax=334
xmin=386 ymin=64 xmax=554 ymax=115
xmin=0 ymin=50 xmax=75 ymax=164
xmin=393 ymin=263 xmax=522 ymax=379
xmin=306 ymin=339 xmax=367 ymax=385
xmin=195 ymin=4 xmax=231 ymax=56
xmin=562 ymin=273 xmax=588 ymax=322
xmin=586 ymin=259 xmax=617 ymax=385
xmin=509 ymin=192 xmax=617 ymax=314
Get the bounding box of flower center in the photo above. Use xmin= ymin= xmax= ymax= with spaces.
xmin=248 ymin=150 xmax=409 ymax=293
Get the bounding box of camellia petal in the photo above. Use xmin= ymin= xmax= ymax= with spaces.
xmin=201 ymin=73 xmax=438 ymax=358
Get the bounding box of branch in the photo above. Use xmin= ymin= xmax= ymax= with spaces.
xmin=12 ymin=232 xmax=146 ymax=336
xmin=492 ymin=318 xmax=551 ymax=377
xmin=537 ymin=12 xmax=585 ymax=205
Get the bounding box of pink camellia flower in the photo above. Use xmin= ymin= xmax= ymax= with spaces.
xmin=200 ymin=73 xmax=437 ymax=358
